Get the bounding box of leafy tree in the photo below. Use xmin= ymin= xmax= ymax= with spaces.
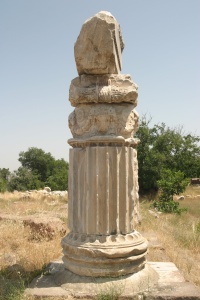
xmin=8 ymin=167 xmax=42 ymax=191
xmin=0 ymin=168 xmax=10 ymax=181
xmin=0 ymin=178 xmax=7 ymax=193
xmin=136 ymin=117 xmax=200 ymax=193
xmin=157 ymin=169 xmax=189 ymax=202
xmin=152 ymin=169 xmax=189 ymax=214
xmin=45 ymin=159 xmax=69 ymax=191
xmin=18 ymin=147 xmax=55 ymax=182
xmin=0 ymin=168 xmax=10 ymax=192
xmin=7 ymin=148 xmax=69 ymax=191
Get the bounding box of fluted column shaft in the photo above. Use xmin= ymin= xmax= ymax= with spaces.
xmin=68 ymin=146 xmax=139 ymax=235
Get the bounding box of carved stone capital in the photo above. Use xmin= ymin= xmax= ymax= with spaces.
xmin=68 ymin=103 xmax=139 ymax=139
xmin=69 ymin=74 xmax=138 ymax=106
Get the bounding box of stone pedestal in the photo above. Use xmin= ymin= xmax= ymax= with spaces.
xmin=25 ymin=260 xmax=200 ymax=299
xmin=62 ymin=11 xmax=148 ymax=277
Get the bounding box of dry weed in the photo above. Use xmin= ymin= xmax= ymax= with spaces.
xmin=0 ymin=191 xmax=67 ymax=274
xmin=0 ymin=221 xmax=63 ymax=273
xmin=139 ymin=185 xmax=200 ymax=286
xmin=0 ymin=191 xmax=67 ymax=216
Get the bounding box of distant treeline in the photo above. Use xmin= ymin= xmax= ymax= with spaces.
xmin=136 ymin=117 xmax=200 ymax=193
xmin=0 ymin=148 xmax=68 ymax=192
xmin=0 ymin=117 xmax=200 ymax=193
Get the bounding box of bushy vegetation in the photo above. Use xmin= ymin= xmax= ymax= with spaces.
xmin=0 ymin=148 xmax=69 ymax=192
xmin=152 ymin=169 xmax=189 ymax=214
xmin=0 ymin=168 xmax=10 ymax=193
xmin=134 ymin=117 xmax=200 ymax=212
xmin=136 ymin=117 xmax=200 ymax=193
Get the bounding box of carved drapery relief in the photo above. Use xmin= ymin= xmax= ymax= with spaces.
xmin=68 ymin=104 xmax=139 ymax=139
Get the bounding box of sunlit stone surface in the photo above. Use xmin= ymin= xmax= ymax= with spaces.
xmin=62 ymin=11 xmax=148 ymax=277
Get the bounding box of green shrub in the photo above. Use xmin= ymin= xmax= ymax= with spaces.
xmin=195 ymin=221 xmax=200 ymax=233
xmin=0 ymin=276 xmax=25 ymax=300
xmin=136 ymin=117 xmax=200 ymax=193
xmin=152 ymin=199 xmax=187 ymax=214
xmin=152 ymin=169 xmax=188 ymax=214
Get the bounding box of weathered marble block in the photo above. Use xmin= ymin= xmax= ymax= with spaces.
xmin=74 ymin=11 xmax=124 ymax=75
xmin=69 ymin=74 xmax=138 ymax=107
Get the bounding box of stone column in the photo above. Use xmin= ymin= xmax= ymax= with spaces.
xmin=62 ymin=11 xmax=148 ymax=277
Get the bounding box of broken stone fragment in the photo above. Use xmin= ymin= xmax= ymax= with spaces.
xmin=69 ymin=74 xmax=138 ymax=106
xmin=74 ymin=11 xmax=124 ymax=75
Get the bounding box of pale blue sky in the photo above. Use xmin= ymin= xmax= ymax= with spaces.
xmin=1 ymin=0 xmax=200 ymax=171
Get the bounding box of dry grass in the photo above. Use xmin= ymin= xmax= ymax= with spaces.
xmin=0 ymin=186 xmax=200 ymax=299
xmin=0 ymin=191 xmax=67 ymax=216
xmin=0 ymin=192 xmax=68 ymax=270
xmin=0 ymin=191 xmax=68 ymax=300
xmin=137 ymin=185 xmax=200 ymax=287
xmin=0 ymin=221 xmax=63 ymax=271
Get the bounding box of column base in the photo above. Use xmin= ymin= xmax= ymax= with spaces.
xmin=62 ymin=231 xmax=148 ymax=277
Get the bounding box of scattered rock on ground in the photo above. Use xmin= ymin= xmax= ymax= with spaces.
xmin=177 ymin=196 xmax=185 ymax=201
xmin=23 ymin=216 xmax=66 ymax=240
xmin=0 ymin=253 xmax=17 ymax=266
xmin=148 ymin=209 xmax=161 ymax=218
xmin=44 ymin=186 xmax=51 ymax=192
